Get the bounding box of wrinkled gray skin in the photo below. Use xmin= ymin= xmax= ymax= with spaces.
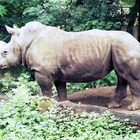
xmin=1 ymin=21 xmax=140 ymax=110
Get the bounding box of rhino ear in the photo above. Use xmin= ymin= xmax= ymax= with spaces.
xmin=13 ymin=24 xmax=19 ymax=29
xmin=5 ymin=25 xmax=17 ymax=35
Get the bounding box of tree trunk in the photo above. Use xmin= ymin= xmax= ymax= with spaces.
xmin=127 ymin=0 xmax=140 ymax=41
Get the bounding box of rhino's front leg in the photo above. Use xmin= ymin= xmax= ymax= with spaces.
xmin=54 ymin=81 xmax=68 ymax=101
xmin=35 ymin=71 xmax=53 ymax=97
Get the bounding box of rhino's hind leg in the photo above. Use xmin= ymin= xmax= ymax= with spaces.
xmin=35 ymin=71 xmax=53 ymax=97
xmin=108 ymin=76 xmax=128 ymax=108
xmin=54 ymin=81 xmax=68 ymax=101
xmin=127 ymin=81 xmax=140 ymax=110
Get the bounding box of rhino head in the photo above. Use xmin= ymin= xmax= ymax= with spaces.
xmin=0 ymin=21 xmax=45 ymax=69
xmin=0 ymin=37 xmax=22 ymax=69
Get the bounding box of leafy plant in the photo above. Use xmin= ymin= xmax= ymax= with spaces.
xmin=0 ymin=93 xmax=140 ymax=140
xmin=0 ymin=5 xmax=7 ymax=16
xmin=0 ymin=70 xmax=40 ymax=95
xmin=94 ymin=71 xmax=117 ymax=87
xmin=22 ymin=0 xmax=122 ymax=31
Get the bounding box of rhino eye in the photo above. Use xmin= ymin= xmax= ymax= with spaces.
xmin=1 ymin=50 xmax=8 ymax=57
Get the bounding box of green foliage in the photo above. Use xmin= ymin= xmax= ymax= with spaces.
xmin=23 ymin=0 xmax=122 ymax=31
xmin=0 ymin=0 xmax=36 ymax=40
xmin=120 ymin=0 xmax=135 ymax=6
xmin=0 ymin=71 xmax=40 ymax=95
xmin=0 ymin=93 xmax=140 ymax=139
xmin=94 ymin=71 xmax=117 ymax=88
xmin=0 ymin=5 xmax=7 ymax=16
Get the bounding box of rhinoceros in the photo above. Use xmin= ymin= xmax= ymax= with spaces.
xmin=1 ymin=21 xmax=140 ymax=110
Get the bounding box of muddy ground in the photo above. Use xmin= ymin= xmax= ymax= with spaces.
xmin=69 ymin=86 xmax=132 ymax=111
xmin=67 ymin=86 xmax=140 ymax=126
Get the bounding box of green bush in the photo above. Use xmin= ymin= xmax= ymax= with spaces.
xmin=23 ymin=0 xmax=122 ymax=31
xmin=0 ymin=93 xmax=140 ymax=140
xmin=0 ymin=71 xmax=40 ymax=95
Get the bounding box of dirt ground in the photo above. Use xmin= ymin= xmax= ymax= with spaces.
xmin=68 ymin=86 xmax=140 ymax=114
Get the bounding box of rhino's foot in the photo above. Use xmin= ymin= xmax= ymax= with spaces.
xmin=58 ymin=98 xmax=69 ymax=102
xmin=127 ymin=96 xmax=140 ymax=111
xmin=57 ymin=96 xmax=68 ymax=102
xmin=127 ymin=103 xmax=140 ymax=111
xmin=108 ymin=100 xmax=121 ymax=109
xmin=54 ymin=96 xmax=68 ymax=102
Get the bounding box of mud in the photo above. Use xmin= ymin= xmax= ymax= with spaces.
xmin=68 ymin=86 xmax=140 ymax=116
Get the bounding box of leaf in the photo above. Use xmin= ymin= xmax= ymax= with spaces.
xmin=0 ymin=5 xmax=7 ymax=16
